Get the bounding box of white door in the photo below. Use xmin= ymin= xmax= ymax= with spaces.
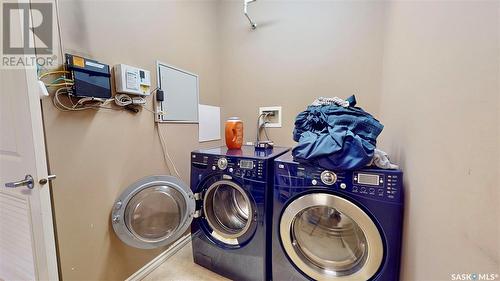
xmin=0 ymin=4 xmax=58 ymax=280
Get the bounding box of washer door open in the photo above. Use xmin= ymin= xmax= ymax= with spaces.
xmin=202 ymin=180 xmax=257 ymax=245
xmin=112 ymin=175 xmax=195 ymax=249
xmin=280 ymin=193 xmax=383 ymax=281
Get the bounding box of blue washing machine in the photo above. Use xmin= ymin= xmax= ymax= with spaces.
xmin=272 ymin=152 xmax=404 ymax=281
xmin=110 ymin=146 xmax=287 ymax=281
xmin=191 ymin=145 xmax=290 ymax=281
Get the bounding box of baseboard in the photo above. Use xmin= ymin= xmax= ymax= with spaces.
xmin=125 ymin=234 xmax=192 ymax=281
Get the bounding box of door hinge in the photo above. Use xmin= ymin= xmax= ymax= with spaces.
xmin=193 ymin=192 xmax=202 ymax=201
xmin=193 ymin=210 xmax=202 ymax=218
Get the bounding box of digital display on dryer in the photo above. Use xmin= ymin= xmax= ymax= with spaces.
xmin=239 ymin=160 xmax=254 ymax=170
xmin=357 ymin=173 xmax=379 ymax=186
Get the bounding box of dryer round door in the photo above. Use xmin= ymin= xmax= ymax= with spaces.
xmin=280 ymin=193 xmax=384 ymax=281
xmin=111 ymin=175 xmax=195 ymax=249
xmin=202 ymin=180 xmax=257 ymax=246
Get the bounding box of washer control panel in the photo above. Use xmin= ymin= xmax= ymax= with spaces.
xmin=228 ymin=158 xmax=264 ymax=180
xmin=191 ymin=153 xmax=265 ymax=180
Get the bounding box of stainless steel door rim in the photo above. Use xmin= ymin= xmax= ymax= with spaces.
xmin=280 ymin=193 xmax=384 ymax=281
xmin=111 ymin=175 xmax=195 ymax=249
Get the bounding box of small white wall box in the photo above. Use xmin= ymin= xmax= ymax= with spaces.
xmin=259 ymin=106 xmax=282 ymax=127
xmin=114 ymin=64 xmax=151 ymax=96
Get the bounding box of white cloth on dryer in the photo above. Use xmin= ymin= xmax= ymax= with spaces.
xmin=311 ymin=97 xmax=349 ymax=107
xmin=369 ymin=149 xmax=399 ymax=169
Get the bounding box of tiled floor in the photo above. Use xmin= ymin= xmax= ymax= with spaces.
xmin=142 ymin=242 xmax=230 ymax=281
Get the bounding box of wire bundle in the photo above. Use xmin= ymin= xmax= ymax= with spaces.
xmin=256 ymin=112 xmax=272 ymax=143
xmin=114 ymin=94 xmax=146 ymax=107
xmin=39 ymin=70 xmax=154 ymax=112
xmin=38 ymin=70 xmax=104 ymax=112
xmin=39 ymin=70 xmax=73 ymax=86
xmin=52 ymin=87 xmax=114 ymax=112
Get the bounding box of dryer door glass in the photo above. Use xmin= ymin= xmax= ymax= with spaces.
xmin=203 ymin=180 xmax=255 ymax=243
xmin=292 ymin=206 xmax=367 ymax=273
xmin=112 ymin=176 xmax=195 ymax=249
xmin=280 ymin=193 xmax=384 ymax=281
xmin=125 ymin=186 xmax=184 ymax=242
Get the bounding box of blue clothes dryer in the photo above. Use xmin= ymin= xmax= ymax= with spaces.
xmin=272 ymin=152 xmax=404 ymax=281
xmin=191 ymin=146 xmax=289 ymax=281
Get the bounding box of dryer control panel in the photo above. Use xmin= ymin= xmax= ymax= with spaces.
xmin=275 ymin=162 xmax=403 ymax=202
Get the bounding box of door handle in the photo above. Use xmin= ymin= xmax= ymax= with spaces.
xmin=5 ymin=175 xmax=34 ymax=189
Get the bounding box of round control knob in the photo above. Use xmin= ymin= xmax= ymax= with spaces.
xmin=340 ymin=183 xmax=347 ymax=189
xmin=320 ymin=171 xmax=337 ymax=185
xmin=229 ymin=167 xmax=234 ymax=173
xmin=217 ymin=158 xmax=228 ymax=170
xmin=311 ymin=179 xmax=318 ymax=185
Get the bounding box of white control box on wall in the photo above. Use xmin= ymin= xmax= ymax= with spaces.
xmin=114 ymin=64 xmax=151 ymax=96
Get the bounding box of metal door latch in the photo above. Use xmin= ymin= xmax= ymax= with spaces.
xmin=5 ymin=175 xmax=34 ymax=189
xmin=39 ymin=174 xmax=56 ymax=185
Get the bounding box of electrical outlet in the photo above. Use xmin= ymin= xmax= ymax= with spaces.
xmin=259 ymin=106 xmax=282 ymax=128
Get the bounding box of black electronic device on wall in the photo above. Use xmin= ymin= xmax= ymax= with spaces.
xmin=65 ymin=54 xmax=111 ymax=99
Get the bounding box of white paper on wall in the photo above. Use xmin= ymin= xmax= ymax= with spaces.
xmin=198 ymin=104 xmax=221 ymax=142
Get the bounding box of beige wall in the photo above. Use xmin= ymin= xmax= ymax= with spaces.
xmin=42 ymin=1 xmax=221 ymax=280
xmin=42 ymin=0 xmax=499 ymax=280
xmin=218 ymin=0 xmax=387 ymax=146
xmin=378 ymin=1 xmax=499 ymax=280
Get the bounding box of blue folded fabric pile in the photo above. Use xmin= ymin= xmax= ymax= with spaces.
xmin=292 ymin=95 xmax=384 ymax=170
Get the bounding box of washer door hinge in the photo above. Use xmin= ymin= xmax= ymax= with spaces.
xmin=193 ymin=192 xmax=202 ymax=201
xmin=193 ymin=210 xmax=202 ymax=218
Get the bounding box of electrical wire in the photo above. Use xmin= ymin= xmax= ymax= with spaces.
xmin=55 ymin=0 xmax=65 ymax=65
xmin=51 ymin=86 xmax=158 ymax=114
xmin=46 ymin=69 xmax=158 ymax=115
xmin=39 ymin=70 xmax=74 ymax=90
xmin=156 ymin=123 xmax=181 ymax=178
xmin=256 ymin=112 xmax=271 ymax=143
xmin=114 ymin=93 xmax=146 ymax=107
xmin=262 ymin=121 xmax=270 ymax=141
xmin=38 ymin=70 xmax=69 ymax=79
xmin=52 ymin=87 xmax=113 ymax=112
xmin=52 ymin=88 xmax=88 ymax=111
xmin=141 ymin=105 xmax=157 ymax=114
xmin=46 ymin=82 xmax=74 ymax=87
xmin=50 ymin=77 xmax=73 ymax=84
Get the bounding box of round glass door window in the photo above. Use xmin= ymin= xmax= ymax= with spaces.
xmin=280 ymin=193 xmax=383 ymax=281
xmin=293 ymin=206 xmax=367 ymax=274
xmin=203 ymin=180 xmax=256 ymax=244
xmin=112 ymin=175 xmax=195 ymax=249
xmin=125 ymin=187 xmax=184 ymax=242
